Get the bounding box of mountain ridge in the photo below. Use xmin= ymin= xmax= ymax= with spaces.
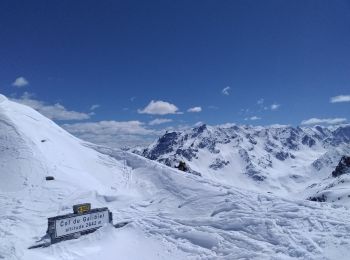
xmin=136 ymin=123 xmax=350 ymax=201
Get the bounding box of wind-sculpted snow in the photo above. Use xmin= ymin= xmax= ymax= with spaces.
xmin=1 ymin=96 xmax=350 ymax=259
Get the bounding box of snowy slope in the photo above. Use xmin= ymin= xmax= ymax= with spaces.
xmin=1 ymin=94 xmax=350 ymax=259
xmin=139 ymin=124 xmax=350 ymax=200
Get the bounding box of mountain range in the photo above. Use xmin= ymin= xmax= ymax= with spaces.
xmin=136 ymin=123 xmax=350 ymax=204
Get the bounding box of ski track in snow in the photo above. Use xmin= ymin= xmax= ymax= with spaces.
xmin=2 ymin=149 xmax=350 ymax=259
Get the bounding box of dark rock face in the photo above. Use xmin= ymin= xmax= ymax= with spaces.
xmin=302 ymin=135 xmax=316 ymax=147
xmin=246 ymin=165 xmax=266 ymax=181
xmin=308 ymin=194 xmax=327 ymax=202
xmin=176 ymin=161 xmax=188 ymax=172
xmin=275 ymin=151 xmax=290 ymax=161
xmin=191 ymin=124 xmax=207 ymax=138
xmin=332 ymin=156 xmax=350 ymax=177
xmin=175 ymin=148 xmax=197 ymax=161
xmin=312 ymin=159 xmax=323 ymax=171
xmin=239 ymin=149 xmax=266 ymax=181
xmin=246 ymin=134 xmax=257 ymax=145
xmin=285 ymin=133 xmax=299 ymax=150
xmin=175 ymin=161 xmax=201 ymax=176
xmin=209 ymin=158 xmax=230 ymax=170
xmin=145 ymin=132 xmax=179 ymax=160
xmin=198 ymin=137 xmax=219 ymax=153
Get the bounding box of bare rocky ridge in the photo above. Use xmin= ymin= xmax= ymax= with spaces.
xmin=332 ymin=156 xmax=350 ymax=177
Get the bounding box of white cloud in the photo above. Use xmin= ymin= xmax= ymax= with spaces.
xmin=187 ymin=106 xmax=202 ymax=113
xmin=194 ymin=121 xmax=204 ymax=127
xmin=218 ymin=123 xmax=236 ymax=128
xmin=269 ymin=124 xmax=291 ymax=128
xmin=330 ymin=95 xmax=350 ymax=103
xmin=222 ymin=86 xmax=231 ymax=95
xmin=257 ymin=98 xmax=264 ymax=105
xmin=63 ymin=120 xmax=154 ymax=135
xmin=149 ymin=118 xmax=173 ymax=125
xmin=301 ymin=117 xmax=347 ymax=125
xmin=11 ymin=92 xmax=90 ymax=121
xmin=12 ymin=77 xmax=29 ymax=87
xmin=245 ymin=116 xmax=261 ymax=121
xmin=90 ymin=104 xmax=100 ymax=110
xmin=63 ymin=120 xmax=158 ymax=148
xmin=138 ymin=100 xmax=179 ymax=115
xmin=271 ymin=103 xmax=280 ymax=110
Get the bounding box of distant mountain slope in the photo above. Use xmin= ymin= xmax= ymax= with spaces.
xmin=137 ymin=123 xmax=350 ymax=197
xmin=306 ymin=156 xmax=350 ymax=204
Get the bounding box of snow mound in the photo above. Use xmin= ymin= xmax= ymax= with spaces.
xmin=1 ymin=95 xmax=350 ymax=259
xmin=0 ymin=95 xmax=124 ymax=192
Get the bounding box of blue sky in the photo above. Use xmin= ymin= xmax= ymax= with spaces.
xmin=1 ymin=0 xmax=350 ymax=147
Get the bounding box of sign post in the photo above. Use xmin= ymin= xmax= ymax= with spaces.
xmin=29 ymin=203 xmax=129 ymax=249
xmin=46 ymin=204 xmax=113 ymax=244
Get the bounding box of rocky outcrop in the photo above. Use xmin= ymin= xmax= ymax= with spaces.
xmin=332 ymin=156 xmax=350 ymax=177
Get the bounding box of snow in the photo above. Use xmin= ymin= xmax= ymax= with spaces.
xmin=1 ymin=96 xmax=350 ymax=259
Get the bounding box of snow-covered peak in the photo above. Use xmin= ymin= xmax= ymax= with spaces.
xmin=139 ymin=123 xmax=350 ymax=196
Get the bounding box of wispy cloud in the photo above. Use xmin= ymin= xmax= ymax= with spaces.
xmin=149 ymin=118 xmax=173 ymax=125
xmin=12 ymin=76 xmax=29 ymax=87
xmin=138 ymin=100 xmax=179 ymax=115
xmin=269 ymin=124 xmax=291 ymax=128
xmin=301 ymin=117 xmax=347 ymax=125
xmin=271 ymin=103 xmax=280 ymax=110
xmin=330 ymin=95 xmax=350 ymax=103
xmin=90 ymin=104 xmax=100 ymax=110
xmin=63 ymin=120 xmax=157 ymax=148
xmin=187 ymin=106 xmax=202 ymax=113
xmin=257 ymin=98 xmax=264 ymax=105
xmin=245 ymin=116 xmax=261 ymax=121
xmin=11 ymin=92 xmax=90 ymax=121
xmin=194 ymin=121 xmax=204 ymax=127
xmin=222 ymin=86 xmax=231 ymax=95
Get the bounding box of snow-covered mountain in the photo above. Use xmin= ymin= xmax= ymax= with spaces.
xmin=138 ymin=124 xmax=350 ymax=200
xmin=2 ymin=94 xmax=350 ymax=260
